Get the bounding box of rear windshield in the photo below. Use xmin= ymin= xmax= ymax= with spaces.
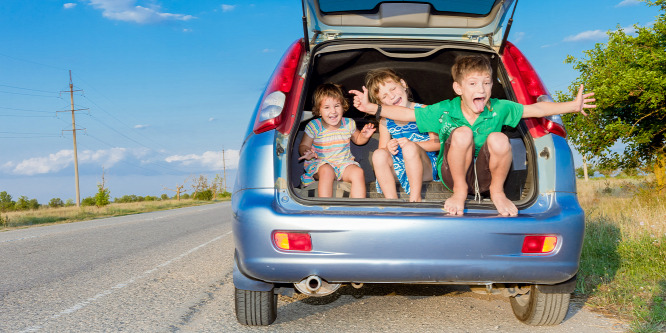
xmin=318 ymin=0 xmax=499 ymax=16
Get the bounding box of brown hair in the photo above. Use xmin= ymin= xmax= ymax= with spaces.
xmin=312 ymin=83 xmax=349 ymax=117
xmin=451 ymin=55 xmax=493 ymax=83
xmin=364 ymin=68 xmax=410 ymax=104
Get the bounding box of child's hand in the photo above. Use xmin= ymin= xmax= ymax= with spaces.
xmin=387 ymin=139 xmax=399 ymax=155
xmin=574 ymin=84 xmax=596 ymax=116
xmin=298 ymin=147 xmax=318 ymax=161
xmin=349 ymin=87 xmax=374 ymax=114
xmin=360 ymin=123 xmax=376 ymax=138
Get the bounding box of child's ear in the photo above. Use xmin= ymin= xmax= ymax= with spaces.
xmin=452 ymin=81 xmax=463 ymax=96
xmin=400 ymin=79 xmax=408 ymax=89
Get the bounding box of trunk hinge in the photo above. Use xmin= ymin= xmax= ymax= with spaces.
xmin=499 ymin=0 xmax=519 ymax=55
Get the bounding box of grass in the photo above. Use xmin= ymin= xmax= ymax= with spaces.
xmin=576 ymin=176 xmax=666 ymax=332
xmin=0 ymin=199 xmax=224 ymax=231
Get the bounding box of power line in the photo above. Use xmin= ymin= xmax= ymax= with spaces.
xmin=0 ymin=83 xmax=55 ymax=94
xmin=0 ymin=106 xmax=53 ymax=113
xmin=0 ymin=90 xmax=61 ymax=98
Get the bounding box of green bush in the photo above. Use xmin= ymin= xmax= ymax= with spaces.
xmin=81 ymin=197 xmax=96 ymax=207
xmin=194 ymin=190 xmax=213 ymax=201
xmin=49 ymin=198 xmax=65 ymax=208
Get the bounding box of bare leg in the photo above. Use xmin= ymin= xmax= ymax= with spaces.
xmin=486 ymin=132 xmax=517 ymax=216
xmin=342 ymin=164 xmax=367 ymax=198
xmin=372 ymin=149 xmax=398 ymax=199
xmin=316 ymin=164 xmax=335 ymax=198
xmin=400 ymin=141 xmax=428 ymax=202
xmin=444 ymin=127 xmax=474 ymax=215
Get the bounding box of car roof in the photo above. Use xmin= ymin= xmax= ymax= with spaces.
xmin=303 ymin=0 xmax=515 ymax=47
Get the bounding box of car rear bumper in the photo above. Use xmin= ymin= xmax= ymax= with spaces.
xmin=232 ymin=188 xmax=584 ymax=287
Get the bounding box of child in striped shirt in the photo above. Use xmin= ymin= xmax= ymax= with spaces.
xmin=299 ymin=83 xmax=376 ymax=198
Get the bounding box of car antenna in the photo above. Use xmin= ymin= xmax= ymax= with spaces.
xmin=301 ymin=0 xmax=311 ymax=53
xmin=498 ymin=0 xmax=518 ymax=55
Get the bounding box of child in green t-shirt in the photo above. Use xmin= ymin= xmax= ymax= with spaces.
xmin=350 ymin=55 xmax=596 ymax=216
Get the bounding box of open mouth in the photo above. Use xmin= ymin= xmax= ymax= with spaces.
xmin=473 ymin=97 xmax=486 ymax=112
xmin=393 ymin=97 xmax=402 ymax=106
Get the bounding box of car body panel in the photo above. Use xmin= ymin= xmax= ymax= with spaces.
xmin=233 ymin=186 xmax=583 ymax=285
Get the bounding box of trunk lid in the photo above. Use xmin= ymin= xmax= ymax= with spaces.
xmin=303 ymin=0 xmax=515 ymax=48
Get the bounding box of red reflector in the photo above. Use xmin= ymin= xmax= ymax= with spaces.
xmin=273 ymin=231 xmax=312 ymax=251
xmin=522 ymin=235 xmax=558 ymax=254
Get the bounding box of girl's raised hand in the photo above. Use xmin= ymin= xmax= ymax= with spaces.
xmin=360 ymin=123 xmax=376 ymax=138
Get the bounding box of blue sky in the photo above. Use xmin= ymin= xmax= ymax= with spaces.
xmin=0 ymin=0 xmax=661 ymax=203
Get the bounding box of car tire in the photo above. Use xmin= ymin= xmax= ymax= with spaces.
xmin=510 ymin=285 xmax=570 ymax=325
xmin=235 ymin=287 xmax=277 ymax=326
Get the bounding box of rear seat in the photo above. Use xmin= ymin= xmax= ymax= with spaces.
xmin=291 ymin=115 xmax=527 ymax=202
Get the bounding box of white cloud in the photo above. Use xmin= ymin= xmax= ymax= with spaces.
xmin=64 ymin=3 xmax=77 ymax=9
xmin=616 ymin=0 xmax=640 ymax=7
xmin=165 ymin=150 xmax=239 ymax=170
xmin=2 ymin=148 xmax=132 ymax=176
xmin=221 ymin=4 xmax=237 ymax=12
xmin=86 ymin=0 xmax=195 ymax=24
xmin=563 ymin=29 xmax=607 ymax=42
xmin=208 ymin=117 xmax=216 ymax=122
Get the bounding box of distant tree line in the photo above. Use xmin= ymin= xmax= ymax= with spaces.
xmin=0 ymin=173 xmax=232 ymax=213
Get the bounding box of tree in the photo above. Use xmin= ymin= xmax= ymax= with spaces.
xmin=163 ymin=179 xmax=187 ymax=201
xmin=211 ymin=174 xmax=225 ymax=200
xmin=0 ymin=191 xmax=15 ymax=212
xmin=15 ymin=196 xmax=30 ymax=211
xmin=190 ymin=175 xmax=209 ymax=199
xmin=49 ymin=198 xmax=65 ymax=208
xmin=94 ymin=170 xmax=110 ymax=207
xmin=561 ymin=0 xmax=666 ymax=189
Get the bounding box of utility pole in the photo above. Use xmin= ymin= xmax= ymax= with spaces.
xmin=222 ymin=149 xmax=227 ymax=192
xmin=58 ymin=71 xmax=87 ymax=207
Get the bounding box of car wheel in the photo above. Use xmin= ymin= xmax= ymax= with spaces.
xmin=235 ymin=287 xmax=277 ymax=326
xmin=510 ymin=285 xmax=570 ymax=325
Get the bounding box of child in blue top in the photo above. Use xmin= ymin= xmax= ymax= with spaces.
xmin=365 ymin=68 xmax=439 ymax=202
xmin=351 ymin=55 xmax=596 ymax=216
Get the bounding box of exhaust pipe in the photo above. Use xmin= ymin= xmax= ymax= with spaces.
xmin=305 ymin=275 xmax=322 ymax=293
xmin=294 ymin=275 xmax=341 ymax=297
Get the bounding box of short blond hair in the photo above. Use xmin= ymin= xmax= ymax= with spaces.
xmin=364 ymin=68 xmax=409 ymax=104
xmin=451 ymin=55 xmax=493 ymax=83
xmin=312 ymin=83 xmax=349 ymax=117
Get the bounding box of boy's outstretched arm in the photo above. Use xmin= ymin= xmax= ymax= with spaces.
xmin=349 ymin=87 xmax=417 ymax=122
xmin=522 ymin=84 xmax=596 ymax=118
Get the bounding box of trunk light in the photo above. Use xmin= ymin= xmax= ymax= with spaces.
xmin=253 ymin=39 xmax=304 ymax=134
xmin=502 ymin=42 xmax=566 ymax=138
xmin=522 ymin=235 xmax=558 ymax=254
xmin=273 ymin=231 xmax=312 ymax=251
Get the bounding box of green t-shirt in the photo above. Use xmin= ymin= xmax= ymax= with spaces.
xmin=415 ymin=96 xmax=524 ymax=182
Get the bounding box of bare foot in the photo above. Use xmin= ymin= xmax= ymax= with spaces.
xmin=444 ymin=192 xmax=466 ymax=215
xmin=491 ymin=191 xmax=518 ymax=216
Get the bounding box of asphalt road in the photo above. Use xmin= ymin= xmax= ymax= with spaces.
xmin=0 ymin=202 xmax=627 ymax=332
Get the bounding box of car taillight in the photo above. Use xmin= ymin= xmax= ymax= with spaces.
xmin=253 ymin=39 xmax=304 ymax=134
xmin=502 ymin=42 xmax=566 ymax=138
xmin=522 ymin=235 xmax=558 ymax=254
xmin=273 ymin=231 xmax=312 ymax=251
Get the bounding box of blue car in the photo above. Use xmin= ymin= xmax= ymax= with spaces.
xmin=233 ymin=0 xmax=583 ymax=326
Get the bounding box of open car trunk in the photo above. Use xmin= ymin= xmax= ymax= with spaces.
xmin=289 ymin=39 xmax=536 ymax=208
